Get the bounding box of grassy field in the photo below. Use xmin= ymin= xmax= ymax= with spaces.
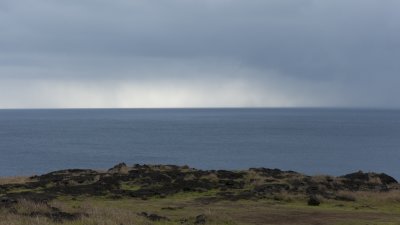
xmin=1 ymin=164 xmax=400 ymax=225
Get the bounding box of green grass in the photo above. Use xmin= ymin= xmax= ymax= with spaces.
xmin=2 ymin=193 xmax=400 ymax=225
xmin=120 ymin=182 xmax=141 ymax=191
xmin=4 ymin=187 xmax=44 ymax=194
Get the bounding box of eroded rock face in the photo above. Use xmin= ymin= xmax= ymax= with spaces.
xmin=0 ymin=163 xmax=398 ymax=206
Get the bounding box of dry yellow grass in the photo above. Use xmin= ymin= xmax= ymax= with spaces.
xmin=0 ymin=176 xmax=30 ymax=185
xmin=1 ymin=190 xmax=400 ymax=225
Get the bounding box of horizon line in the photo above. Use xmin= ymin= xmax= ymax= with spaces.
xmin=0 ymin=106 xmax=399 ymax=110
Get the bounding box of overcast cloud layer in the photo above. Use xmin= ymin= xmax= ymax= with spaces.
xmin=0 ymin=0 xmax=399 ymax=108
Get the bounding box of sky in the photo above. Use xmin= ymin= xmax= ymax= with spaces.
xmin=0 ymin=0 xmax=399 ymax=108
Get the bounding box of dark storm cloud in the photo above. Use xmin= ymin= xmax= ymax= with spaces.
xmin=0 ymin=0 xmax=399 ymax=107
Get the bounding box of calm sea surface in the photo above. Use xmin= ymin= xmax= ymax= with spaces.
xmin=0 ymin=108 xmax=399 ymax=179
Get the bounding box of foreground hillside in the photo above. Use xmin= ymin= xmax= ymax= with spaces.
xmin=1 ymin=163 xmax=400 ymax=225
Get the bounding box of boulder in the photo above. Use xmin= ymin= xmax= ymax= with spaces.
xmin=307 ymin=195 xmax=320 ymax=206
xmin=194 ymin=214 xmax=207 ymax=225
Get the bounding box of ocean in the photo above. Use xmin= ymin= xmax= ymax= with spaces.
xmin=0 ymin=108 xmax=399 ymax=179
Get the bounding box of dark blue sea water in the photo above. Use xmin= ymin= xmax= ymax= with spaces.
xmin=0 ymin=108 xmax=399 ymax=179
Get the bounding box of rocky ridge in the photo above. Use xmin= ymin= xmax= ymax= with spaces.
xmin=1 ymin=163 xmax=397 ymax=205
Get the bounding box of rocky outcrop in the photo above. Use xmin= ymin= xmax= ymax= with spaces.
xmin=108 ymin=162 xmax=129 ymax=174
xmin=341 ymin=171 xmax=397 ymax=185
xmin=0 ymin=163 xmax=398 ymax=206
